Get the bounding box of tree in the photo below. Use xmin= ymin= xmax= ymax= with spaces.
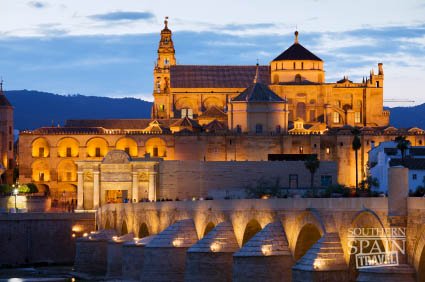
xmin=304 ymin=155 xmax=320 ymax=196
xmin=352 ymin=128 xmax=362 ymax=193
xmin=395 ymin=136 xmax=410 ymax=164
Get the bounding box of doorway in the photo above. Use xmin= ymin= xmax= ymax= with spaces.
xmin=105 ymin=190 xmax=128 ymax=203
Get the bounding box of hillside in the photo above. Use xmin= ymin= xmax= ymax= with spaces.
xmin=4 ymin=90 xmax=152 ymax=130
xmin=2 ymin=90 xmax=424 ymax=130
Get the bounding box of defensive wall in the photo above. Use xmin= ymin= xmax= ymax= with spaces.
xmin=0 ymin=212 xmax=95 ymax=267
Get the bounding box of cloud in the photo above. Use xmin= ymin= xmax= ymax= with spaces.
xmin=89 ymin=11 xmax=155 ymax=22
xmin=28 ymin=1 xmax=46 ymax=9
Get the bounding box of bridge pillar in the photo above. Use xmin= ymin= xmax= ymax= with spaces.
xmin=142 ymin=219 xmax=198 ymax=282
xmin=106 ymin=233 xmax=134 ymax=278
xmin=233 ymin=221 xmax=294 ymax=282
xmin=122 ymin=235 xmax=155 ymax=281
xmin=292 ymin=232 xmax=347 ymax=282
xmin=74 ymin=229 xmax=117 ymax=276
xmin=185 ymin=222 xmax=239 ymax=282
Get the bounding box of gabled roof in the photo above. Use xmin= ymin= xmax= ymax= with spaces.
xmin=170 ymin=65 xmax=270 ymax=88
xmin=232 ymin=82 xmax=285 ymax=102
xmin=203 ymin=119 xmax=227 ymax=132
xmin=171 ymin=116 xmax=201 ymax=128
xmin=273 ymin=42 xmax=322 ymax=61
xmin=201 ymin=106 xmax=227 ymax=118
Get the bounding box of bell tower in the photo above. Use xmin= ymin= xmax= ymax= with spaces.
xmin=152 ymin=17 xmax=176 ymax=119
xmin=0 ymin=79 xmax=14 ymax=184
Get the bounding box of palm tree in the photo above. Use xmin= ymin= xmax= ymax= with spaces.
xmin=395 ymin=136 xmax=410 ymax=164
xmin=352 ymin=128 xmax=361 ymax=194
xmin=304 ymin=155 xmax=320 ymax=196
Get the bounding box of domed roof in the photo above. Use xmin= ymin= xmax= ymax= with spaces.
xmin=232 ymin=82 xmax=285 ymax=102
xmin=273 ymin=31 xmax=322 ymax=62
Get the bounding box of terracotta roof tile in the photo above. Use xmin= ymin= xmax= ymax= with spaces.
xmin=170 ymin=65 xmax=270 ymax=88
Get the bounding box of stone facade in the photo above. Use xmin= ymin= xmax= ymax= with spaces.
xmin=0 ymin=82 xmax=14 ymax=184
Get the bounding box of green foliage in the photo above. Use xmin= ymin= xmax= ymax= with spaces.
xmin=0 ymin=183 xmax=38 ymax=194
xmin=304 ymin=155 xmax=320 ymax=174
xmin=359 ymin=176 xmax=379 ymax=190
xmin=0 ymin=184 xmax=12 ymax=194
xmin=245 ymin=177 xmax=282 ymax=199
xmin=395 ymin=135 xmax=410 ymax=161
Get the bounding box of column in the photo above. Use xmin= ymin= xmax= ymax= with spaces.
xmin=148 ymin=171 xmax=157 ymax=202
xmin=93 ymin=171 xmax=100 ymax=209
xmin=77 ymin=171 xmax=84 ymax=209
xmin=132 ymin=171 xmax=139 ymax=202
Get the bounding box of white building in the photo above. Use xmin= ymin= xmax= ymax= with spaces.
xmin=369 ymin=141 xmax=425 ymax=193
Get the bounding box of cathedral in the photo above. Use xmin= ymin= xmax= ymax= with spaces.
xmin=16 ymin=19 xmax=425 ymax=208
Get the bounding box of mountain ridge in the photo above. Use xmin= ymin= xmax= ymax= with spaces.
xmin=3 ymin=90 xmax=424 ymax=130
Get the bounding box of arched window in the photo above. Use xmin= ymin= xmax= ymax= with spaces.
xmin=293 ymin=62 xmax=296 ymax=69
xmin=301 ymin=62 xmax=304 ymax=69
xmin=295 ymin=74 xmax=302 ymax=83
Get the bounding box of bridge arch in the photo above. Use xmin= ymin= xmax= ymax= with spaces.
xmin=121 ymin=220 xmax=128 ymax=235
xmin=291 ymin=210 xmax=326 ymax=261
xmin=203 ymin=222 xmax=215 ymax=238
xmin=347 ymin=209 xmax=389 ymax=280
xmin=242 ymin=219 xmax=262 ymax=246
xmin=105 ymin=218 xmax=112 ymax=229
xmin=138 ymin=222 xmax=150 ymax=238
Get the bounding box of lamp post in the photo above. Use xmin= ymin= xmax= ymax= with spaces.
xmin=13 ymin=187 xmax=18 ymax=210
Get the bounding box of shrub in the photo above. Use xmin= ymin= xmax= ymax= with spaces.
xmin=245 ymin=177 xmax=282 ymax=199
xmin=322 ymin=184 xmax=351 ymax=197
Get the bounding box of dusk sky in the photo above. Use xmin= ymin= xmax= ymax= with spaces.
xmin=1 ymin=0 xmax=425 ymax=106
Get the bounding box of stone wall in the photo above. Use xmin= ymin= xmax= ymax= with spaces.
xmin=0 ymin=213 xmax=95 ymax=266
xmin=0 ymin=196 xmax=51 ymax=212
xmin=158 ymin=160 xmax=338 ymax=200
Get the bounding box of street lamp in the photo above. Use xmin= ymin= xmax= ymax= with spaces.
xmin=13 ymin=187 xmax=18 ymax=210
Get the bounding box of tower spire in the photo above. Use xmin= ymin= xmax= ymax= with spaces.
xmin=294 ymin=30 xmax=299 ymax=44
xmin=0 ymin=77 xmax=3 ymax=92
xmin=253 ymin=62 xmax=259 ymax=83
xmin=164 ymin=16 xmax=168 ymax=29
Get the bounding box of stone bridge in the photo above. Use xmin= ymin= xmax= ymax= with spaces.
xmin=92 ymin=167 xmax=425 ymax=281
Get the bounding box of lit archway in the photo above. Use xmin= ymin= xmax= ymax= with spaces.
xmin=294 ymin=223 xmax=321 ymax=261
xmin=348 ymin=210 xmax=388 ymax=281
xmin=57 ymin=159 xmax=77 ymax=182
xmin=86 ymin=137 xmax=109 ymax=157
xmin=31 ymin=159 xmax=50 ymax=182
xmin=57 ymin=137 xmax=79 ymax=157
xmin=242 ymin=219 xmax=262 ymax=246
xmin=145 ymin=137 xmax=167 ymax=158
xmin=138 ymin=223 xmax=150 ymax=238
xmin=203 ymin=222 xmax=215 ymax=238
xmin=116 ymin=137 xmax=138 ymax=157
xmin=32 ymin=138 xmax=50 ymax=157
